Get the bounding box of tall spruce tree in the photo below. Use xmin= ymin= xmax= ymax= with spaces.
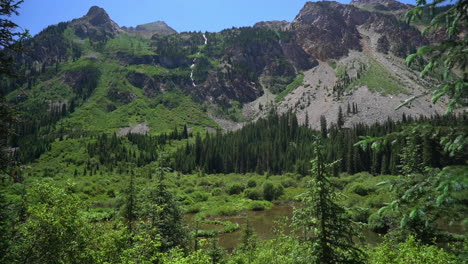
xmin=293 ymin=140 xmax=365 ymax=264
xmin=337 ymin=106 xmax=344 ymax=129
xmin=138 ymin=161 xmax=187 ymax=252
xmin=320 ymin=115 xmax=328 ymax=138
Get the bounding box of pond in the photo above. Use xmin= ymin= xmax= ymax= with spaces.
xmin=185 ymin=204 xmax=382 ymax=251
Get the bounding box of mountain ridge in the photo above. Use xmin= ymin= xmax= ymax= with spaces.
xmin=3 ymin=1 xmax=448 ymax=135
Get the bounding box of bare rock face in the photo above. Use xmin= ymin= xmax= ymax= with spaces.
xmin=123 ymin=21 xmax=177 ymax=38
xmin=193 ymin=71 xmax=263 ymax=105
xmin=253 ymin=20 xmax=290 ymax=30
xmin=62 ymin=67 xmax=100 ymax=100
xmin=126 ymin=72 xmax=160 ymax=97
xmin=290 ymin=2 xmax=363 ymax=60
xmin=71 ymin=6 xmax=122 ymax=41
xmin=187 ymin=30 xmax=317 ymax=104
xmin=350 ymin=0 xmax=412 ymax=12
xmin=126 ymin=71 xmax=187 ymax=97
xmin=289 ymin=1 xmax=427 ymax=60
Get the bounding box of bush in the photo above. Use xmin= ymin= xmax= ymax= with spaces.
xmin=243 ymin=188 xmax=262 ymax=200
xmin=211 ymin=188 xmax=224 ymax=196
xmin=367 ymin=210 xmax=398 ymax=234
xmin=347 ymin=183 xmax=375 ymax=196
xmin=247 ymin=179 xmax=257 ymax=188
xmin=227 ymin=183 xmax=245 ymax=195
xmin=368 ymin=236 xmax=461 ymax=264
xmin=184 ymin=187 xmax=195 ymax=194
xmin=281 ymin=178 xmax=296 ymax=188
xmin=247 ymin=201 xmax=270 ymax=211
xmin=263 ymin=182 xmax=284 ymax=201
xmin=190 ymin=191 xmax=210 ymax=202
xmin=198 ymin=179 xmax=211 ymax=186
xmin=349 ymin=208 xmax=371 ymax=223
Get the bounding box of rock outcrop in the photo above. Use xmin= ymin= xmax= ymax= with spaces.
xmin=123 ymin=21 xmax=177 ymax=38
xmin=71 ymin=6 xmax=123 ymax=41
xmin=289 ymin=1 xmax=427 ymax=59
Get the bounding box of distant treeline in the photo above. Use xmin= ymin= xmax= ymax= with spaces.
xmin=173 ymin=111 xmax=467 ymax=175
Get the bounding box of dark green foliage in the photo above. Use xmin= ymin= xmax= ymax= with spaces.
xmin=262 ymin=182 xmax=284 ymax=201
xmin=4 ymin=183 xmax=95 ymax=264
xmin=247 ymin=179 xmax=257 ymax=188
xmin=337 ymin=106 xmax=344 ymax=129
xmin=138 ymin=169 xmax=188 ymax=252
xmin=86 ymin=126 xmax=188 ymax=169
xmin=122 ymin=172 xmax=137 ymax=233
xmin=320 ymin=115 xmax=328 ymax=138
xmin=206 ymin=239 xmax=225 ymax=264
xmin=293 ymin=141 xmax=366 ymax=264
xmin=0 ymin=0 xmax=30 ymax=78
xmin=174 ymin=112 xmax=467 ymax=176
xmin=406 ymin=0 xmax=467 ymax=113
xmin=243 ymin=188 xmax=262 ymax=200
xmin=367 ymin=235 xmax=462 ymax=264
xmin=227 ymin=183 xmax=245 ymax=195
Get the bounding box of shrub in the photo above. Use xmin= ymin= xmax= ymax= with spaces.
xmin=227 ymin=183 xmax=245 ymax=195
xmin=247 ymin=179 xmax=257 ymax=188
xmin=347 ymin=183 xmax=375 ymax=196
xmin=243 ymin=188 xmax=262 ymax=200
xmin=263 ymin=182 xmax=284 ymax=201
xmin=281 ymin=178 xmax=296 ymax=188
xmin=368 ymin=236 xmax=461 ymax=264
xmin=367 ymin=210 xmax=398 ymax=234
xmin=349 ymin=208 xmax=371 ymax=223
xmin=184 ymin=187 xmax=195 ymax=194
xmin=191 ymin=191 xmax=210 ymax=202
xmin=247 ymin=201 xmax=270 ymax=211
xmin=211 ymin=188 xmax=224 ymax=196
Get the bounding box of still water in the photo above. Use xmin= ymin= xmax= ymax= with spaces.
xmin=185 ymin=204 xmax=382 ymax=251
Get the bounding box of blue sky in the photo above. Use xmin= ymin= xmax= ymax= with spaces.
xmin=13 ymin=0 xmax=417 ymax=36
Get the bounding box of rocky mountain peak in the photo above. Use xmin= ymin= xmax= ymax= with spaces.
xmin=85 ymin=6 xmax=113 ymax=25
xmin=294 ymin=1 xmax=346 ymax=25
xmin=71 ymin=6 xmax=122 ymax=41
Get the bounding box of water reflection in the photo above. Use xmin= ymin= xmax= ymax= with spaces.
xmin=185 ymin=204 xmax=383 ymax=251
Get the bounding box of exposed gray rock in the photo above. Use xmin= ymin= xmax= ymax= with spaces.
xmin=71 ymin=6 xmax=123 ymax=41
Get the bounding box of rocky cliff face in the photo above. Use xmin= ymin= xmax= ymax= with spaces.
xmin=71 ymin=6 xmax=123 ymax=41
xmin=351 ymin=0 xmax=412 ymax=13
xmin=289 ymin=1 xmax=427 ymax=59
xmin=123 ymin=21 xmax=177 ymax=38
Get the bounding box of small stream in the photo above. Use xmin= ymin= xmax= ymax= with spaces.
xmin=190 ymin=34 xmax=208 ymax=87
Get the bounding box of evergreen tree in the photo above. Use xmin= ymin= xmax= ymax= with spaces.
xmin=320 ymin=115 xmax=328 ymax=138
xmin=123 ymin=170 xmax=137 ymax=234
xmin=138 ymin=164 xmax=187 ymax=252
xmin=337 ymin=106 xmax=344 ymax=129
xmin=293 ymin=140 xmax=365 ymax=264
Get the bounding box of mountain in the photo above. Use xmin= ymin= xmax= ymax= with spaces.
xmin=3 ymin=1 xmax=447 ymax=137
xmin=350 ymin=0 xmax=412 ymax=16
xmin=123 ymin=21 xmax=177 ymax=38
xmin=71 ymin=6 xmax=123 ymax=41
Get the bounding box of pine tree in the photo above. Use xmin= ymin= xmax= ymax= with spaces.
xmin=123 ymin=170 xmax=137 ymax=234
xmin=320 ymin=115 xmax=328 ymax=138
xmin=293 ymin=140 xmax=365 ymax=264
xmin=337 ymin=106 xmax=344 ymax=129
xmin=139 ymin=163 xmax=187 ymax=251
